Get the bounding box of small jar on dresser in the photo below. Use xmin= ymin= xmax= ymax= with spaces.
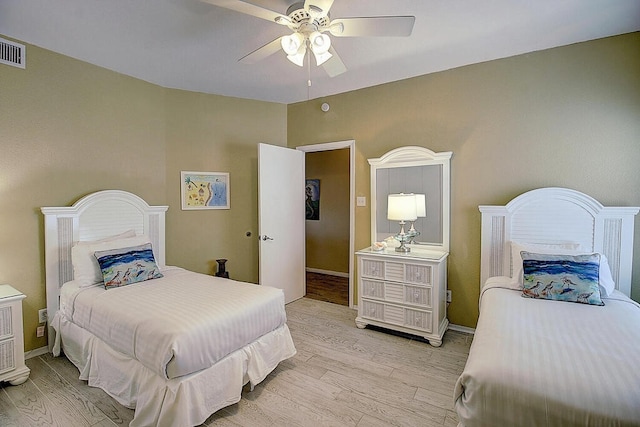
xmin=355 ymin=246 xmax=449 ymax=347
xmin=0 ymin=285 xmax=30 ymax=385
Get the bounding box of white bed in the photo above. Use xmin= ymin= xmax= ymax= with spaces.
xmin=41 ymin=190 xmax=296 ymax=427
xmin=454 ymin=187 xmax=640 ymax=427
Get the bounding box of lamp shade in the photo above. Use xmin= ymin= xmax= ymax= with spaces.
xmin=281 ymin=32 xmax=304 ymax=55
xmin=387 ymin=193 xmax=417 ymax=221
xmin=415 ymin=194 xmax=426 ymax=218
xmin=310 ymin=32 xmax=331 ymax=54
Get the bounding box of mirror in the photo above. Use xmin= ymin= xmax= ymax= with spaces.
xmin=369 ymin=146 xmax=451 ymax=252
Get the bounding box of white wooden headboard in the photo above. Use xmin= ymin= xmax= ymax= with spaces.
xmin=41 ymin=190 xmax=168 ymax=349
xmin=480 ymin=187 xmax=639 ymax=297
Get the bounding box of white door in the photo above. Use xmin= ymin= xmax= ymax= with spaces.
xmin=258 ymin=143 xmax=306 ymax=303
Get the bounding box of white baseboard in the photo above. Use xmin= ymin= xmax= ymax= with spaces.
xmin=448 ymin=323 xmax=475 ymax=335
xmin=25 ymin=345 xmax=49 ymax=359
xmin=305 ymin=267 xmax=349 ymax=278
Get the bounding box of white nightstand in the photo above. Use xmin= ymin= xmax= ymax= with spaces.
xmin=355 ymin=247 xmax=449 ymax=347
xmin=0 ymin=285 xmax=30 ymax=385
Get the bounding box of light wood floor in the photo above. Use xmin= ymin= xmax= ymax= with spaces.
xmin=0 ymin=298 xmax=472 ymax=426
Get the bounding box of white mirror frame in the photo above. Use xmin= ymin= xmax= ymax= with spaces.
xmin=369 ymin=146 xmax=452 ymax=252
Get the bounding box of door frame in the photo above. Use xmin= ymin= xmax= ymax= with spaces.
xmin=296 ymin=140 xmax=356 ymax=308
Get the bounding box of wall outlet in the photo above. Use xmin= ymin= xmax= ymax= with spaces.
xmin=38 ymin=308 xmax=48 ymax=323
xmin=36 ymin=326 xmax=45 ymax=337
xmin=446 ymin=290 xmax=452 ymax=303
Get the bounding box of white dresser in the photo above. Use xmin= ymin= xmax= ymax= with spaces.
xmin=0 ymin=285 xmax=30 ymax=385
xmin=355 ymin=247 xmax=448 ymax=347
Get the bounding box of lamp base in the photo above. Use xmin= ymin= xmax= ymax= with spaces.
xmin=395 ymin=244 xmax=411 ymax=253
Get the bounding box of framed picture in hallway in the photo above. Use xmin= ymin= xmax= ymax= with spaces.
xmin=181 ymin=171 xmax=230 ymax=210
xmin=305 ymin=179 xmax=320 ymax=220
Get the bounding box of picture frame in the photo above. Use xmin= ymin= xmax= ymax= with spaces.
xmin=305 ymin=179 xmax=320 ymax=220
xmin=181 ymin=171 xmax=230 ymax=210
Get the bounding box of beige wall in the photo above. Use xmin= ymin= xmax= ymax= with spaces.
xmin=2 ymin=32 xmax=638 ymax=351
xmin=0 ymin=38 xmax=286 ymax=352
xmin=163 ymin=90 xmax=286 ymax=282
xmin=288 ymin=33 xmax=640 ymax=329
xmin=305 ymin=149 xmax=350 ymax=274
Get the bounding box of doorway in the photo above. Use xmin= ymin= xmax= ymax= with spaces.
xmin=297 ymin=140 xmax=355 ymax=308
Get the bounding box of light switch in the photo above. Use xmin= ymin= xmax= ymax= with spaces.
xmin=356 ymin=196 xmax=367 ymax=207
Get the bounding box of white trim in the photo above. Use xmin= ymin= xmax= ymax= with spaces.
xmin=25 ymin=346 xmax=49 ymax=359
xmin=448 ymin=324 xmax=475 ymax=335
xmin=297 ymin=140 xmax=356 ymax=308
xmin=305 ymin=267 xmax=349 ymax=278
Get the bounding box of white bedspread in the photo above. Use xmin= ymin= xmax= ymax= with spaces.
xmin=454 ymin=278 xmax=640 ymax=427
xmin=60 ymin=266 xmax=287 ymax=379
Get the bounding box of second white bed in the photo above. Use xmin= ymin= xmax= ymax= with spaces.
xmin=454 ymin=278 xmax=640 ymax=426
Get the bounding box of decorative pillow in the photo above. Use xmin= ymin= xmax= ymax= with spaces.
xmin=94 ymin=243 xmax=163 ymax=289
xmin=521 ymin=251 xmax=604 ymax=306
xmin=510 ymin=241 xmax=581 ymax=280
xmin=510 ymin=241 xmax=616 ymax=297
xmin=71 ymin=235 xmax=152 ymax=287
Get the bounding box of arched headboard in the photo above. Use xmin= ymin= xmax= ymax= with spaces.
xmin=479 ymin=187 xmax=639 ymax=297
xmin=41 ymin=190 xmax=168 ymax=348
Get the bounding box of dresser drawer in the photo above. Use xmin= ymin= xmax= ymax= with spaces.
xmin=361 ymin=279 xmax=385 ymax=299
xmin=0 ymin=306 xmax=13 ymax=339
xmin=361 ymin=300 xmax=385 ymax=321
xmin=0 ymin=339 xmax=15 ymax=374
xmin=361 ymin=259 xmax=384 ymax=278
xmin=405 ymin=264 xmax=431 ymax=286
xmin=405 ymin=308 xmax=433 ymax=333
xmin=404 ymin=285 xmax=432 ymax=307
xmin=361 ymin=300 xmax=433 ymax=334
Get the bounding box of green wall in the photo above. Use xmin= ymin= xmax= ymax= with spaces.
xmin=0 ymin=38 xmax=286 ymax=352
xmin=1 ymin=32 xmax=638 ymax=351
xmin=288 ymin=32 xmax=640 ymax=329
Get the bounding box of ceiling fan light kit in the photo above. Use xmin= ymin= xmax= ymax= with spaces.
xmin=205 ymin=0 xmax=415 ymax=77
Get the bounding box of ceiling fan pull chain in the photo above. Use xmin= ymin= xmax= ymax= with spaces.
xmin=307 ymin=49 xmax=312 ymax=100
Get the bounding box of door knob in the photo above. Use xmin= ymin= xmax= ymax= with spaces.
xmin=261 ymin=235 xmax=274 ymax=241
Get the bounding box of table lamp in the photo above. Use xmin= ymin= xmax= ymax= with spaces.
xmin=387 ymin=193 xmax=418 ymax=252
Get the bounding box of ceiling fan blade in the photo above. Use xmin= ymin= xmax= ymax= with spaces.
xmin=330 ymin=16 xmax=415 ymax=37
xmin=238 ymin=37 xmax=283 ymax=64
xmin=321 ymin=46 xmax=347 ymax=77
xmin=304 ymin=0 xmax=334 ymax=17
xmin=202 ymin=0 xmax=287 ymax=24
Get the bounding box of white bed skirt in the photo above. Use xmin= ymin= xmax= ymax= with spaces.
xmin=54 ymin=313 xmax=296 ymax=427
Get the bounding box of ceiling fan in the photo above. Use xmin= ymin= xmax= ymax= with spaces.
xmin=202 ymin=0 xmax=415 ymax=77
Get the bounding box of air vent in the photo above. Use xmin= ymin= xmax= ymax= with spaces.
xmin=0 ymin=37 xmax=25 ymax=69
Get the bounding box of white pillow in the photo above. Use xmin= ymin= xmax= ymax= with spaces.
xmin=72 ymin=235 xmax=151 ymax=287
xmin=510 ymin=241 xmax=616 ymax=297
xmin=74 ymin=229 xmax=136 ymax=245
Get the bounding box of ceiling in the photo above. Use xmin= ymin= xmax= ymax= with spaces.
xmin=1 ymin=0 xmax=639 ymax=104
